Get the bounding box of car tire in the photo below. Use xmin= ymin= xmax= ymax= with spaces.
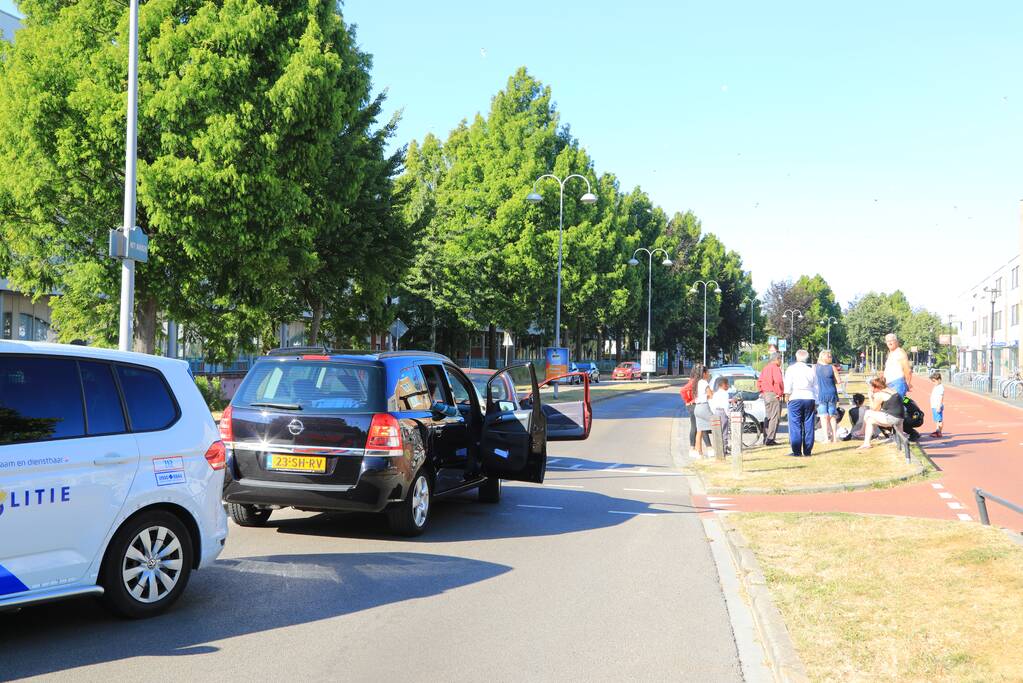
xmin=478 ymin=476 xmax=501 ymax=503
xmin=387 ymin=470 xmax=432 ymax=536
xmin=101 ymin=509 xmax=194 ymax=619
xmin=226 ymin=503 xmax=272 ymax=527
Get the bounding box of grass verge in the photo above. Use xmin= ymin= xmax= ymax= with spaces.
xmin=731 ymin=512 xmax=1023 ymax=682
xmin=692 ymin=439 xmax=928 ymax=493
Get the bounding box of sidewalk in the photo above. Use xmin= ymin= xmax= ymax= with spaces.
xmin=693 ymin=376 xmax=1023 ymax=532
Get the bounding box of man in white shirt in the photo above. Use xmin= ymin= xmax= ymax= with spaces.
xmin=884 ymin=333 xmax=912 ymax=397
xmin=784 ymin=349 xmax=819 ymax=457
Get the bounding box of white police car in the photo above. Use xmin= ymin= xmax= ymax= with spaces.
xmin=0 ymin=340 xmax=228 ymax=618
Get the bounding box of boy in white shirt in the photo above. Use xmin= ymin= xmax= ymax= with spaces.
xmin=929 ymin=371 xmax=945 ymax=438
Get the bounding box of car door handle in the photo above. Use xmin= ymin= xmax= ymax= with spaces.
xmin=94 ymin=454 xmax=134 ymax=466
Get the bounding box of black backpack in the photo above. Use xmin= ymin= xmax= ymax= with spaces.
xmin=902 ymin=397 xmax=924 ymax=430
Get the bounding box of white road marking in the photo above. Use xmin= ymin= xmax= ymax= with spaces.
xmin=707 ymin=496 xmax=731 ymax=501
xmin=517 ymin=504 xmax=563 ymax=510
xmin=938 ymin=492 xmax=954 ymax=499
xmin=624 ymin=488 xmax=665 ymax=493
xmin=957 ymin=513 xmax=973 ymax=521
xmin=547 ymin=484 xmax=584 ymax=489
xmin=931 ymin=483 xmax=944 ymax=489
xmin=608 ymin=510 xmax=658 ymax=516
xmin=638 ymin=467 xmax=649 ymax=473
xmin=948 ymin=502 xmax=965 ymax=510
xmin=711 ymin=503 xmax=736 ymax=507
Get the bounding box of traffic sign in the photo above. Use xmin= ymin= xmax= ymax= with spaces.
xmin=388 ymin=318 xmax=409 ymax=339
xmin=108 ymin=227 xmax=149 ymax=263
xmin=768 ymin=335 xmax=778 ymax=346
xmin=779 ymin=339 xmax=788 ymax=353
xmin=502 ymin=330 xmax=514 ymax=347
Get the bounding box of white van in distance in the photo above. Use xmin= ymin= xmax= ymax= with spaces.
xmin=0 ymin=341 xmax=227 ymax=618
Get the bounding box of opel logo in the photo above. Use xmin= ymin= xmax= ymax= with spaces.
xmin=287 ymin=419 xmax=305 ymax=436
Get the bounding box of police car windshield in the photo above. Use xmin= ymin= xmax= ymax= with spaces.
xmin=235 ymin=361 xmax=385 ymax=413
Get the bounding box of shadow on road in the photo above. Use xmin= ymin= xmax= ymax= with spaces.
xmin=269 ymin=484 xmax=701 ymax=544
xmin=0 ymin=551 xmax=510 ymax=678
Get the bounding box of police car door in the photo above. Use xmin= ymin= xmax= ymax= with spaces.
xmin=0 ymin=354 xmax=139 ymax=597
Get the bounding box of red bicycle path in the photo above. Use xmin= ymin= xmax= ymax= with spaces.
xmin=692 ymin=377 xmax=1023 ymax=532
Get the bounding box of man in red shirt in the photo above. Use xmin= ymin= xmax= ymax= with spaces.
xmin=758 ymin=352 xmax=784 ymax=445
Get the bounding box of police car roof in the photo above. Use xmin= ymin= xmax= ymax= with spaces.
xmin=0 ymin=339 xmax=188 ymax=372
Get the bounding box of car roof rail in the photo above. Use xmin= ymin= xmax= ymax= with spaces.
xmin=265 ymin=345 xmax=333 ymax=356
xmin=377 ymin=350 xmax=453 ymax=363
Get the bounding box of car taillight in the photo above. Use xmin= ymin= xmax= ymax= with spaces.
xmin=365 ymin=413 xmax=403 ymax=456
xmin=218 ymin=404 xmax=233 ymax=443
xmin=205 ymin=440 xmax=226 ymax=471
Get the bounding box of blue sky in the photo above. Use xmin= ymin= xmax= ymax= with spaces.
xmin=4 ymin=0 xmax=1021 ymax=314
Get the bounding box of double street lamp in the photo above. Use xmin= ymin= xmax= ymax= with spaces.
xmin=782 ymin=308 xmax=803 ymax=361
xmin=526 ymin=174 xmax=597 ymax=356
xmin=690 ymin=280 xmax=721 ymax=366
xmin=819 ymin=316 xmax=839 ymax=350
xmin=628 ymin=248 xmax=673 ymax=375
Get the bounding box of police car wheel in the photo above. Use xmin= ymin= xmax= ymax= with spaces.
xmin=227 ymin=503 xmax=272 ymax=527
xmin=101 ymin=510 xmax=193 ymax=619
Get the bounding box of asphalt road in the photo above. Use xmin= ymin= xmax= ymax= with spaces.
xmin=1 ymin=387 xmax=743 ymax=682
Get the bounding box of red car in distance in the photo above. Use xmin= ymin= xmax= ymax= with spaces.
xmin=611 ymin=361 xmax=642 ymax=381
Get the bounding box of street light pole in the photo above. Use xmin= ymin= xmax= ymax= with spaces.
xmin=982 ymin=285 xmax=1001 ymax=393
xmin=782 ymin=308 xmax=803 ymax=363
xmin=740 ymin=296 xmax=757 ymax=362
xmin=118 ymin=0 xmax=140 ymax=352
xmin=628 ymin=247 xmax=673 ymax=382
xmin=690 ymin=280 xmax=721 ymax=366
xmin=947 ymin=313 xmax=958 ymax=376
xmin=820 ymin=316 xmax=839 ymax=350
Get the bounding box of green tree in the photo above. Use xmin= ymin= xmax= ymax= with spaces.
xmin=0 ymin=0 xmax=387 ymax=360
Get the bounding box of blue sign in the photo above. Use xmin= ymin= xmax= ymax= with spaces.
xmin=544 ymin=347 xmax=570 ymax=382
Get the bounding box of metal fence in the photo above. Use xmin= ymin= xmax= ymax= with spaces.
xmin=973 ymin=488 xmax=1023 ymax=526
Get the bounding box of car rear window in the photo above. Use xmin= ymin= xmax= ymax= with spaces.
xmin=235 ymin=360 xmax=385 ymax=413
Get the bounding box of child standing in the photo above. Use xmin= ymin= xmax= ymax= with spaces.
xmin=929 ymin=371 xmax=945 ymax=438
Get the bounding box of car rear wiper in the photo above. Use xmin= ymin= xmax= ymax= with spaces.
xmin=249 ymin=402 xmax=303 ymax=410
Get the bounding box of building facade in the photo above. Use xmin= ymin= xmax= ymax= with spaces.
xmin=954 ymin=201 xmax=1023 ymax=377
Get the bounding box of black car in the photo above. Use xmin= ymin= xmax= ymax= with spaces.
xmin=220 ymin=348 xmax=591 ymax=535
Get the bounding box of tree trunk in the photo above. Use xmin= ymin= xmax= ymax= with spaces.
xmin=574 ymin=318 xmax=583 ymax=361
xmin=134 ymin=295 xmax=158 ymax=355
xmin=308 ymin=300 xmax=324 ymax=346
xmin=487 ymin=323 xmax=497 ymax=369
xmin=615 ymin=330 xmax=623 ymax=363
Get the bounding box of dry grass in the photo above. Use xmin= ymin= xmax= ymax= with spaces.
xmin=693 ymin=439 xmax=925 ymax=492
xmin=731 ymin=513 xmax=1023 ymax=682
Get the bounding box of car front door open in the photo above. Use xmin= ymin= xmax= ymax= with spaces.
xmin=533 ymin=371 xmax=593 ymax=441
xmin=479 ymin=363 xmax=546 ymax=483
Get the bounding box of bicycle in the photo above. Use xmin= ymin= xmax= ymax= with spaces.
xmin=1002 ymin=372 xmax=1023 ymax=400
xmin=729 ymin=394 xmax=763 ymax=449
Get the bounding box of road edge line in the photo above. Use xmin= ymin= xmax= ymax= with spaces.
xmin=673 ymin=407 xmax=775 ymax=682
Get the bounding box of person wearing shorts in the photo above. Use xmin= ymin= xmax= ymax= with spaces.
xmin=929 ymin=371 xmax=944 ymax=438
xmin=815 ymin=349 xmax=841 ymax=443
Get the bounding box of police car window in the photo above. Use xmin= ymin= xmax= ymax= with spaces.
xmin=0 ymin=356 xmax=85 ymax=444
xmin=80 ymin=361 xmax=127 ymax=435
xmin=116 ymin=365 xmax=177 ymax=431
xmin=394 ymin=366 xmax=432 ymax=411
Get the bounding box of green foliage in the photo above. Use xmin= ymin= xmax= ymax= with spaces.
xmin=0 ymin=0 xmax=410 ymax=360
xmin=193 ymin=375 xmax=227 ymax=411
xmin=845 ymin=291 xmax=942 ymax=362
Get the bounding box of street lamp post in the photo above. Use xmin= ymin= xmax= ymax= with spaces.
xmin=979 ymin=285 xmax=1001 ymax=393
xmin=526 ymin=174 xmax=597 ymax=392
xmin=690 ymin=280 xmax=721 ymax=366
xmin=628 ymin=247 xmax=673 ymax=382
xmin=820 ymin=316 xmax=839 ymax=350
xmin=947 ymin=313 xmax=958 ymax=377
xmin=118 ymin=0 xmax=141 ymax=352
xmin=740 ymin=297 xmax=757 ymax=362
xmin=782 ymin=308 xmax=803 ymax=362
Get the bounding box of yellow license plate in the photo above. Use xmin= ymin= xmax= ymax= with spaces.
xmin=266 ymin=454 xmax=327 ymax=473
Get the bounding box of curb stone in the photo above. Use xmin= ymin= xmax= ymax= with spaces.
xmin=719 ymin=516 xmax=811 ymax=683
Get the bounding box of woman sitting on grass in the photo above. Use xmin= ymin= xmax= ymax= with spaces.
xmin=857 ymin=377 xmax=904 ymax=450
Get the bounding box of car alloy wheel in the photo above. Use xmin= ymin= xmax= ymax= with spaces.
xmin=411 ymin=474 xmax=430 ymax=528
xmin=121 ymin=525 xmax=184 ymax=604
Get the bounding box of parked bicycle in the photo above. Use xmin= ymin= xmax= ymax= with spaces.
xmin=729 ymin=396 xmax=763 ymax=449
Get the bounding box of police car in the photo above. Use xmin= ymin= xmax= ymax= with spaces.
xmin=0 ymin=341 xmax=228 ymax=618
